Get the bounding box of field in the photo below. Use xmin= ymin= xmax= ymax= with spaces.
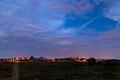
xmin=0 ymin=62 xmax=14 ymax=79
xmin=0 ymin=61 xmax=120 ymax=80
xmin=19 ymin=61 xmax=120 ymax=80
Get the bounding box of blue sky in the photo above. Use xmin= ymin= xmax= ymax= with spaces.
xmin=0 ymin=0 xmax=120 ymax=58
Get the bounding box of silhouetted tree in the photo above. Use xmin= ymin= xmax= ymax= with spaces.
xmin=87 ymin=58 xmax=96 ymax=65
xmin=30 ymin=56 xmax=35 ymax=60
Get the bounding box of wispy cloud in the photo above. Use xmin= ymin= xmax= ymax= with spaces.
xmin=98 ymin=26 xmax=120 ymax=42
xmin=103 ymin=0 xmax=120 ymax=23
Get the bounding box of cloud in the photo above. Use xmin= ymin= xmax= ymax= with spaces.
xmin=98 ymin=27 xmax=120 ymax=42
xmin=0 ymin=0 xmax=18 ymax=17
xmin=103 ymin=0 xmax=120 ymax=22
xmin=0 ymin=30 xmax=8 ymax=38
xmin=57 ymin=28 xmax=75 ymax=35
xmin=53 ymin=0 xmax=93 ymax=15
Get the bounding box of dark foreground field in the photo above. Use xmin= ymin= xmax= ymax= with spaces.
xmin=19 ymin=61 xmax=120 ymax=80
xmin=0 ymin=62 xmax=13 ymax=79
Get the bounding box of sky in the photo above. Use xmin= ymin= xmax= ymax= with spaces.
xmin=0 ymin=0 xmax=120 ymax=58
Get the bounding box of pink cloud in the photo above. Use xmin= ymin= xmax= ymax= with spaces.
xmin=43 ymin=0 xmax=94 ymax=15
xmin=98 ymin=27 xmax=120 ymax=42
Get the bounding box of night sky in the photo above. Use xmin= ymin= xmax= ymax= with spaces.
xmin=0 ymin=0 xmax=120 ymax=58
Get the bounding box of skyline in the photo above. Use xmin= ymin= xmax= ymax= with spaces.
xmin=0 ymin=0 xmax=120 ymax=58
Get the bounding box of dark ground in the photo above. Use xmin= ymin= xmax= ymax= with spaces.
xmin=0 ymin=60 xmax=120 ymax=80
xmin=19 ymin=61 xmax=120 ymax=80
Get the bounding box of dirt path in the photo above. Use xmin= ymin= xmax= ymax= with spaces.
xmin=12 ymin=62 xmax=19 ymax=80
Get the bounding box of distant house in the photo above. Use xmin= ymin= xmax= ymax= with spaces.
xmin=75 ymin=58 xmax=87 ymax=62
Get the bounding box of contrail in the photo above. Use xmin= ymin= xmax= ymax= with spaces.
xmin=79 ymin=17 xmax=100 ymax=31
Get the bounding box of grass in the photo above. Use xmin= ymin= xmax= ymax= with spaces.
xmin=0 ymin=62 xmax=14 ymax=78
xmin=19 ymin=61 xmax=120 ymax=80
xmin=0 ymin=61 xmax=119 ymax=79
